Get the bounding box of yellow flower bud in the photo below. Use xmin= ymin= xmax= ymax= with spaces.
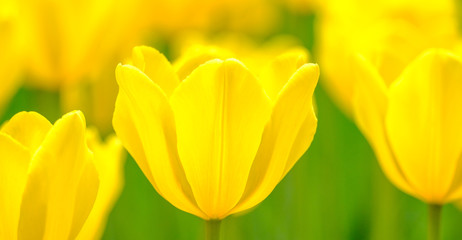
xmin=353 ymin=49 xmax=462 ymax=204
xmin=0 ymin=111 xmax=124 ymax=239
xmin=113 ymin=46 xmax=319 ymax=219
xmin=317 ymin=0 xmax=458 ymax=116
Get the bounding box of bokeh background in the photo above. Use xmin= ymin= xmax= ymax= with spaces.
xmin=1 ymin=0 xmax=462 ymax=239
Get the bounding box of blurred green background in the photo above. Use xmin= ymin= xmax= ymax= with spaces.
xmin=2 ymin=4 xmax=462 ymax=240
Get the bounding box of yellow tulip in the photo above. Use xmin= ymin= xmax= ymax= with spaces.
xmin=113 ymin=46 xmax=318 ymax=220
xmin=317 ymin=0 xmax=458 ymax=116
xmin=141 ymin=0 xmax=279 ymax=36
xmin=60 ymin=66 xmax=121 ymax=135
xmin=0 ymin=110 xmax=124 ymax=239
xmin=353 ymin=49 xmax=462 ymax=240
xmin=77 ymin=129 xmax=125 ymax=240
xmin=354 ymin=49 xmax=462 ymax=204
xmin=17 ymin=0 xmax=145 ymax=90
xmin=0 ymin=2 xmax=22 ymax=115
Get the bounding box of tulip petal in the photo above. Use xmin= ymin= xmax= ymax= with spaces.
xmin=18 ymin=111 xmax=99 ymax=240
xmin=259 ymin=48 xmax=308 ymax=100
xmin=352 ymin=54 xmax=416 ymax=196
xmin=1 ymin=111 xmax=52 ymax=152
xmin=170 ymin=59 xmax=272 ymax=219
xmin=0 ymin=133 xmax=30 ymax=240
xmin=113 ymin=90 xmax=154 ymax=185
xmin=230 ymin=63 xmax=318 ymax=214
xmin=386 ymin=49 xmax=462 ymax=203
xmin=132 ymin=46 xmax=180 ymax=96
xmin=77 ymin=131 xmax=125 ymax=240
xmin=173 ymin=45 xmax=234 ymax=81
xmin=446 ymin=152 xmax=462 ymax=201
xmin=113 ymin=64 xmax=206 ymax=218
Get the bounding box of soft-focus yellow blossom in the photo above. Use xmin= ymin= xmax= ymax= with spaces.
xmin=141 ymin=0 xmax=279 ymax=36
xmin=0 ymin=110 xmax=123 ymax=239
xmin=17 ymin=0 xmax=146 ymax=90
xmin=61 ymin=64 xmax=120 ymax=135
xmin=353 ymin=49 xmax=462 ymax=204
xmin=0 ymin=2 xmax=22 ymax=115
xmin=317 ymin=0 xmax=458 ymax=116
xmin=78 ymin=129 xmax=125 ymax=240
xmin=17 ymin=0 xmax=282 ymax=90
xmin=113 ymin=46 xmax=318 ymax=219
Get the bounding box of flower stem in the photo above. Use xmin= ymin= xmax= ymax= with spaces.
xmin=205 ymin=220 xmax=221 ymax=240
xmin=428 ymin=204 xmax=442 ymax=240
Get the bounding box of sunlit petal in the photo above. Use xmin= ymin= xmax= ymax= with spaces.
xmin=170 ymin=59 xmax=272 ymax=218
xmin=113 ymin=64 xmax=206 ymax=218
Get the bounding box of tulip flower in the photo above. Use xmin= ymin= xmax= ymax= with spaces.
xmin=0 ymin=110 xmax=124 ymax=239
xmin=0 ymin=3 xmax=22 ymax=116
xmin=113 ymin=46 xmax=318 ymax=239
xmin=317 ymin=0 xmax=458 ymax=116
xmin=77 ymin=129 xmax=125 ymax=240
xmin=353 ymin=49 xmax=462 ymax=240
xmin=17 ymin=0 xmax=146 ymax=89
xmin=60 ymin=67 xmax=121 ymax=135
xmin=141 ymin=0 xmax=279 ymax=36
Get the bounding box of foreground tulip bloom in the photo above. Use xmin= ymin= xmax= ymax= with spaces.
xmin=113 ymin=46 xmax=318 ymax=237
xmin=353 ymin=49 xmax=462 ymax=240
xmin=0 ymin=111 xmax=124 ymax=239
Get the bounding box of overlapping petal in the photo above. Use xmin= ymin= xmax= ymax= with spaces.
xmin=258 ymin=48 xmax=309 ymax=100
xmin=132 ymin=46 xmax=180 ymax=96
xmin=113 ymin=64 xmax=206 ymax=218
xmin=173 ymin=45 xmax=234 ymax=81
xmin=77 ymin=130 xmax=125 ymax=240
xmin=231 ymin=63 xmax=318 ymax=214
xmin=170 ymin=59 xmax=272 ymax=219
xmin=0 ymin=133 xmax=30 ymax=240
xmin=1 ymin=112 xmax=52 ymax=152
xmin=352 ymin=54 xmax=416 ymax=196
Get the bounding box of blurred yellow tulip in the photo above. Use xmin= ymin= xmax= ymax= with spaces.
xmin=17 ymin=0 xmax=145 ymax=90
xmin=113 ymin=46 xmax=318 ymax=219
xmin=78 ymin=129 xmax=125 ymax=240
xmin=0 ymin=110 xmax=124 ymax=239
xmin=60 ymin=64 xmax=121 ymax=135
xmin=14 ymin=0 xmax=149 ymax=133
xmin=141 ymin=0 xmax=279 ymax=36
xmin=0 ymin=2 xmax=22 ymax=115
xmin=317 ymin=0 xmax=458 ymax=116
xmin=353 ymin=49 xmax=462 ymax=204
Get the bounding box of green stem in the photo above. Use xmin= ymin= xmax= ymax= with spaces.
xmin=205 ymin=220 xmax=221 ymax=240
xmin=428 ymin=204 xmax=442 ymax=240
